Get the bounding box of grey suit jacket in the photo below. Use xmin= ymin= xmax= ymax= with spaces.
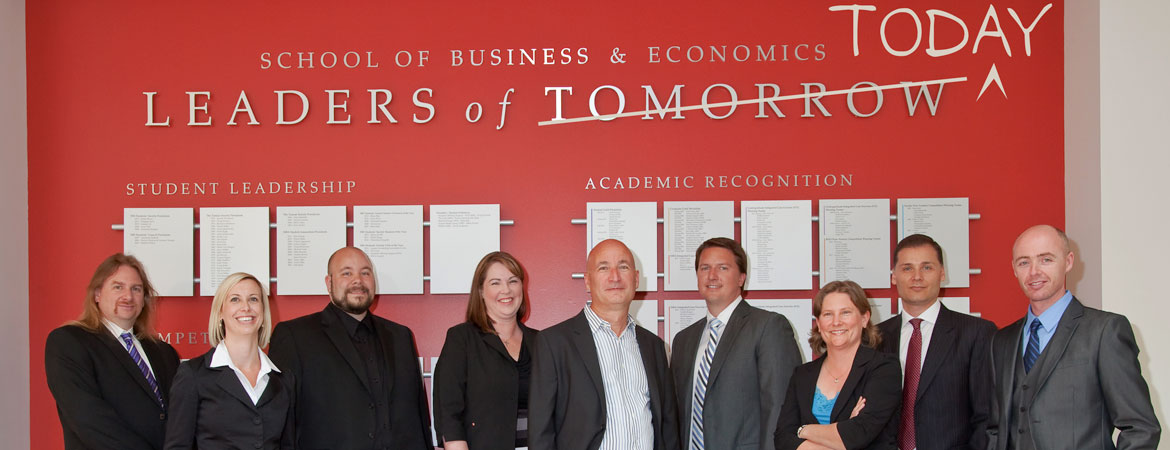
xmin=670 ymin=301 xmax=802 ymax=450
xmin=986 ymin=297 xmax=1160 ymax=450
xmin=529 ymin=310 xmax=681 ymax=450
xmin=877 ymin=304 xmax=995 ymax=450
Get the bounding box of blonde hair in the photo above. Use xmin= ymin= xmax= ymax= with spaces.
xmin=69 ymin=253 xmax=159 ymax=341
xmin=208 ymin=272 xmax=273 ymax=348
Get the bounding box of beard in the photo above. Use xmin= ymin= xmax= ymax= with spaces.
xmin=331 ymin=284 xmax=373 ymax=315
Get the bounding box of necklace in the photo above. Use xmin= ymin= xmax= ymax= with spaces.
xmin=826 ymin=365 xmax=847 ymax=383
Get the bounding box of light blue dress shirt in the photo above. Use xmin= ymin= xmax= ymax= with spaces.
xmin=1021 ymin=290 xmax=1074 ymax=356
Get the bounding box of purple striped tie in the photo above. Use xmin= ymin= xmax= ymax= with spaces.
xmin=120 ymin=332 xmax=164 ymax=407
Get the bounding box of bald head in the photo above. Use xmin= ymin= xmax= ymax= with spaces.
xmin=326 ymin=247 xmax=377 ymax=316
xmin=1011 ymin=225 xmax=1074 ymax=311
xmin=585 ymin=239 xmax=639 ymax=307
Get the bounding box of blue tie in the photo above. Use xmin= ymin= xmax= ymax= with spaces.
xmin=690 ymin=318 xmax=722 ymax=450
xmin=1024 ymin=320 xmax=1042 ymax=373
xmin=120 ymin=332 xmax=164 ymax=407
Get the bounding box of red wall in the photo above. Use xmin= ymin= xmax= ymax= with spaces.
xmin=27 ymin=1 xmax=1063 ymax=448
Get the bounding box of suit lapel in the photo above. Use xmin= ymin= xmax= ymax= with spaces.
xmin=831 ymin=347 xmax=873 ymax=420
xmin=140 ymin=339 xmax=175 ymax=402
xmin=256 ymin=370 xmax=284 ymax=408
xmin=480 ymin=328 xmax=512 ymax=361
xmin=318 ymin=308 xmax=372 ymax=393
xmin=97 ymin=331 xmax=159 ymax=407
xmin=917 ymin=305 xmax=957 ymax=400
xmin=993 ymin=319 xmax=1024 ymax=420
xmin=637 ymin=327 xmax=663 ymax=420
xmin=214 ymin=364 xmax=258 ymax=410
xmin=672 ymin=320 xmax=702 ymax=422
xmin=569 ymin=312 xmax=607 ymax=404
xmin=374 ymin=318 xmax=397 ymax=396
xmin=1028 ymin=298 xmax=1084 ymax=397
xmin=706 ymin=302 xmax=751 ymax=387
xmin=877 ymin=315 xmax=901 ymax=355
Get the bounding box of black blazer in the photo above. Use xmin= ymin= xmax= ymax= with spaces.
xmin=162 ymin=348 xmax=295 ymax=450
xmin=432 ymin=322 xmax=539 ymax=450
xmin=45 ymin=324 xmax=181 ymax=450
xmin=877 ymin=304 xmax=996 ymax=450
xmin=529 ymin=310 xmax=681 ymax=450
xmin=774 ymin=346 xmax=901 ymax=450
xmin=267 ymin=305 xmax=431 ymax=450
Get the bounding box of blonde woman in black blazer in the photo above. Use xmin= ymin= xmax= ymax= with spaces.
xmin=434 ymin=252 xmax=539 ymax=450
xmin=164 ymin=273 xmax=293 ymax=450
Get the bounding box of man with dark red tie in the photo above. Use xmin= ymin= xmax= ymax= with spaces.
xmin=45 ymin=253 xmax=181 ymax=450
xmin=877 ymin=234 xmax=996 ymax=450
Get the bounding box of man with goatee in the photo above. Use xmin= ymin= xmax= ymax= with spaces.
xmin=269 ymin=246 xmax=431 ymax=450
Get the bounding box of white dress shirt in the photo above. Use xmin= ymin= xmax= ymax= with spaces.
xmin=209 ymin=342 xmax=281 ymax=405
xmin=899 ymin=300 xmax=941 ymax=381
xmin=691 ymin=296 xmax=743 ymax=389
xmin=583 ymin=306 xmax=654 ymax=450
xmin=103 ymin=319 xmax=156 ymax=377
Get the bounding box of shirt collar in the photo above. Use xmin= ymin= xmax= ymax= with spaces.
xmin=327 ymin=302 xmax=370 ymax=338
xmin=1025 ymin=290 xmax=1074 ymax=333
xmin=209 ymin=341 xmax=281 ymax=373
xmin=707 ymin=296 xmax=743 ymax=326
xmin=102 ymin=319 xmax=134 ymax=340
xmin=902 ymin=298 xmax=942 ymax=328
xmin=583 ymin=305 xmax=636 ymax=335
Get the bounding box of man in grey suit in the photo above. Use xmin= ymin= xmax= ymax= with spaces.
xmin=670 ymin=237 xmax=802 ymax=450
xmin=530 ymin=239 xmax=680 ymax=450
xmin=987 ymin=225 xmax=1160 ymax=450
xmin=878 ymin=233 xmax=995 ymax=450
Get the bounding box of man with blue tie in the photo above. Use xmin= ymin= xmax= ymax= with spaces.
xmin=670 ymin=237 xmax=801 ymax=450
xmin=45 ymin=253 xmax=181 ymax=450
xmin=986 ymin=225 xmax=1160 ymax=449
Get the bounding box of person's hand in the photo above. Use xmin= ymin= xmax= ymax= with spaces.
xmin=850 ymin=396 xmax=866 ymax=418
xmin=444 ymin=440 xmax=470 ymax=450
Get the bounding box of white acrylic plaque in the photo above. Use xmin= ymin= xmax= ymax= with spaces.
xmin=663 ymin=201 xmax=735 ymax=291
xmin=741 ymin=200 xmax=813 ymax=290
xmin=819 ymin=199 xmax=891 ymax=288
xmin=663 ymin=299 xmax=708 ymax=355
xmin=629 ymin=299 xmax=660 ymax=336
xmin=354 ymin=205 xmax=424 ymax=294
xmin=276 ymin=206 xmax=346 ymax=295
xmin=753 ymin=299 xmax=814 ymax=364
xmin=123 ymin=208 xmax=193 ymax=297
xmin=199 ymin=207 xmax=269 ymax=296
xmin=586 ymin=202 xmax=658 ymax=292
xmin=896 ymin=198 xmax=971 ymax=288
xmin=429 ymin=204 xmax=500 ymax=294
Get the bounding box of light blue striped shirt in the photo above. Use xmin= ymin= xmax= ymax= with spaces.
xmin=583 ymin=306 xmax=654 ymax=450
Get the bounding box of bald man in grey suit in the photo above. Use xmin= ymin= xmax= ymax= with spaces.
xmin=987 ymin=225 xmax=1159 ymax=450
xmin=671 ymin=238 xmax=802 ymax=450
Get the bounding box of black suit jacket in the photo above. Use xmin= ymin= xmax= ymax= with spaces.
xmin=986 ymin=297 xmax=1160 ymax=450
xmin=877 ymin=304 xmax=996 ymax=450
xmin=432 ymin=321 xmax=539 ymax=450
xmin=162 ymin=348 xmax=295 ymax=450
xmin=529 ymin=310 xmax=681 ymax=450
xmin=267 ymin=305 xmax=431 ymax=450
xmin=775 ymin=346 xmax=901 ymax=450
xmin=45 ymin=324 xmax=181 ymax=450
xmin=670 ymin=301 xmax=802 ymax=450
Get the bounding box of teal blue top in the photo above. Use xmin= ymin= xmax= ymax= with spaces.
xmin=812 ymin=386 xmax=836 ymax=425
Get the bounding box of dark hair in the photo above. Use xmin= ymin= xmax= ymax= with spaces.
xmin=694 ymin=237 xmax=748 ymax=275
xmin=466 ymin=251 xmax=529 ymax=334
xmin=808 ymin=280 xmax=881 ymax=356
xmin=69 ymin=253 xmax=159 ymax=341
xmin=893 ymin=233 xmax=944 ymax=267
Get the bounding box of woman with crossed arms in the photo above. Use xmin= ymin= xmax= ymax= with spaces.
xmin=775 ymin=280 xmax=901 ymax=450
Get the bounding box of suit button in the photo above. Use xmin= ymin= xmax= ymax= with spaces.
xmin=1019 ymin=407 xmax=1026 ymax=413
xmin=368 ymin=432 xmax=375 ymax=439
xmin=1022 ymin=384 xmax=1029 ymax=390
xmin=1019 ymin=429 xmax=1026 ymax=434
xmin=253 ymin=442 xmax=262 ymax=449
xmin=253 ymin=417 xmax=262 ymax=425
xmin=369 ymin=403 xmax=375 ymax=409
xmin=159 ymin=413 xmax=166 ymax=420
